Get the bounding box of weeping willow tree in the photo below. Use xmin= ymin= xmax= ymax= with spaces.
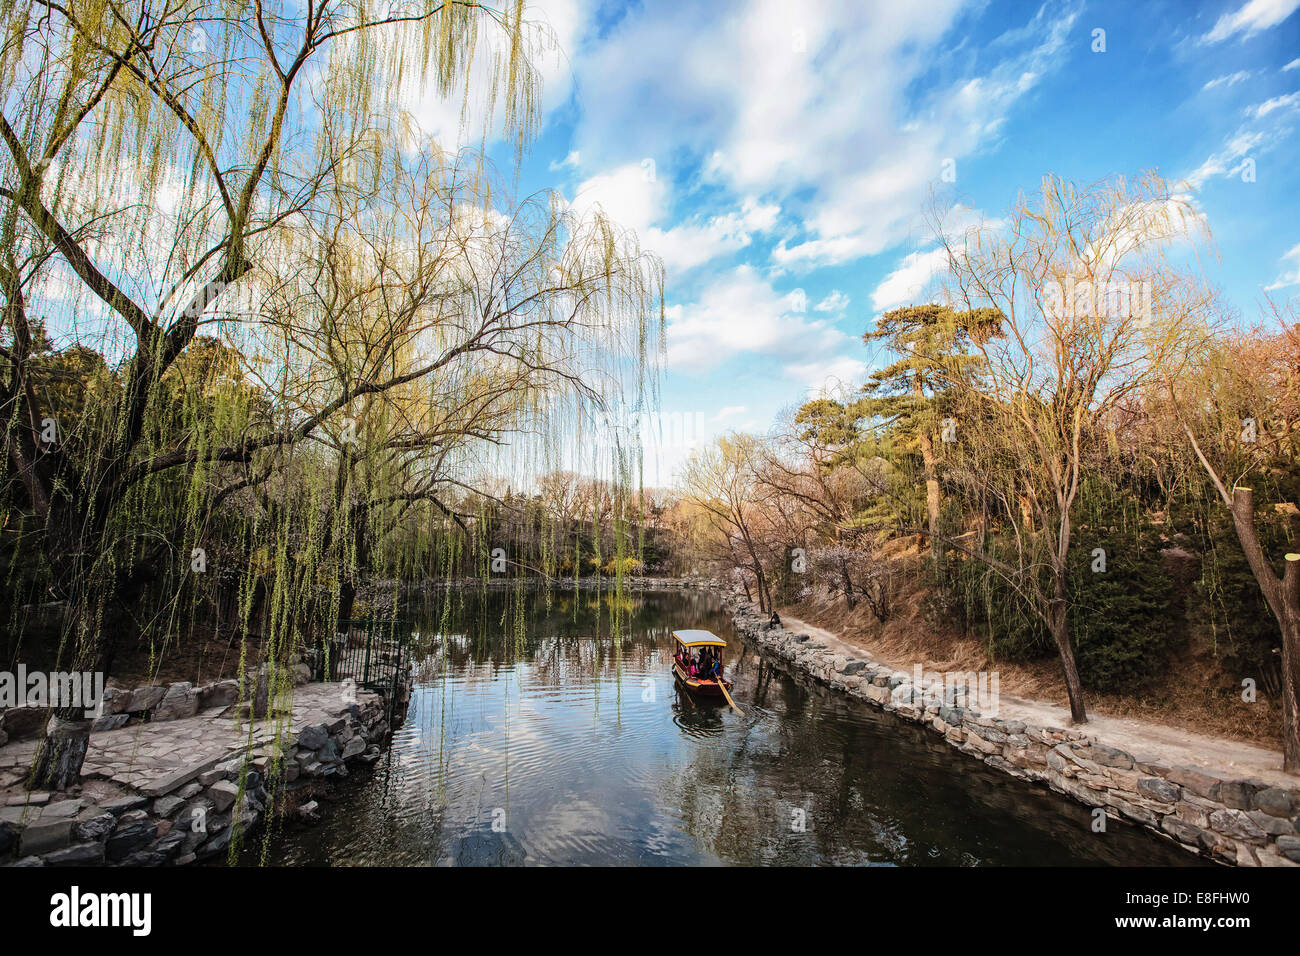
xmin=0 ymin=0 xmax=662 ymax=791
xmin=241 ymin=141 xmax=663 ymax=669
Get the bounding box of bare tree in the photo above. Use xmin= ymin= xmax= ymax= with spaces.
xmin=1161 ymin=310 xmax=1300 ymax=769
xmin=932 ymin=172 xmax=1213 ymax=724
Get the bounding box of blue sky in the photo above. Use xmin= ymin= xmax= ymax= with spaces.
xmin=451 ymin=0 xmax=1300 ymax=484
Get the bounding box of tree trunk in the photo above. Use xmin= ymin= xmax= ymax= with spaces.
xmin=753 ymin=565 xmax=770 ymax=614
xmin=839 ymin=555 xmax=857 ymax=609
xmin=1224 ymin=487 xmax=1300 ymax=772
xmin=918 ymin=429 xmax=941 ymax=542
xmin=1047 ymin=571 xmax=1088 ymax=724
xmin=31 ymin=714 xmax=92 ymax=792
xmin=1281 ymin=557 xmax=1300 ymax=773
xmin=338 ymin=579 xmax=358 ymax=624
xmin=915 ymin=378 xmax=941 ymax=564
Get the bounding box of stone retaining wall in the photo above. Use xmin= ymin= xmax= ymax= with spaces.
xmin=728 ymin=596 xmax=1300 ymax=867
xmin=409 ymin=575 xmax=725 ymax=592
xmin=0 ymin=681 xmax=407 ymax=867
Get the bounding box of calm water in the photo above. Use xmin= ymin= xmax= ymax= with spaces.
xmin=260 ymin=589 xmax=1203 ymax=866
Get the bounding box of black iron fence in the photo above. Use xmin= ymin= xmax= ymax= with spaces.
xmin=312 ymin=618 xmax=412 ymax=716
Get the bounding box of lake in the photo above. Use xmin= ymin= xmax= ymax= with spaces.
xmin=257 ymin=587 xmax=1204 ymax=866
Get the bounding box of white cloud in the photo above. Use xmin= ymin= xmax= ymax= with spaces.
xmin=1204 ymin=0 xmax=1300 ymax=43
xmin=549 ymin=150 xmax=581 ymax=171
xmin=569 ymin=163 xmax=779 ymax=274
xmin=1249 ymin=90 xmax=1300 ymax=117
xmin=569 ymin=0 xmax=1080 ymax=272
xmin=1265 ymin=241 xmax=1300 ymax=289
xmin=1185 ymin=126 xmax=1271 ymax=187
xmin=664 ymin=266 xmax=863 ymax=382
xmin=1203 ymin=70 xmax=1253 ymax=89
xmin=871 ymin=247 xmax=949 ymax=312
xmin=1284 ymin=58 xmax=1300 ymax=70
xmin=814 ymin=290 xmax=850 ymax=313
xmin=786 ymin=355 xmax=870 ymax=393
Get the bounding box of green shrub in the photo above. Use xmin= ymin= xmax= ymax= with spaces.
xmin=934 ymin=528 xmax=1178 ymax=691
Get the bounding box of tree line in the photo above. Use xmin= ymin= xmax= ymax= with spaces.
xmin=676 ymin=173 xmax=1300 ymax=772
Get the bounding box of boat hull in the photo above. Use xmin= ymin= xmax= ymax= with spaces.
xmin=673 ymin=663 xmax=733 ymax=697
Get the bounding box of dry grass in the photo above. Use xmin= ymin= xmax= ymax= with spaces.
xmin=107 ymin=624 xmax=266 ymax=690
xmin=780 ymin=545 xmax=1283 ymax=749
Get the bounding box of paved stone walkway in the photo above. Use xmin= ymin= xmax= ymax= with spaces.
xmin=0 ymin=682 xmax=356 ymax=801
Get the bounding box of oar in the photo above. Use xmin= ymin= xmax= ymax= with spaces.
xmin=715 ymin=676 xmax=744 ymax=717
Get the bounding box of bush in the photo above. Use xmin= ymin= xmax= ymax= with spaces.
xmin=935 ymin=528 xmax=1178 ymax=691
xmin=1067 ymin=532 xmax=1176 ymax=692
xmin=1196 ymin=510 xmax=1285 ymax=694
xmin=601 ymin=556 xmax=644 ymax=576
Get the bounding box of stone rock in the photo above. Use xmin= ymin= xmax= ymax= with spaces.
xmin=297 ymin=725 xmax=328 ymax=751
xmin=341 ymin=737 xmax=367 ymax=760
xmin=1175 ymin=799 xmax=1211 ymax=828
xmin=101 ymin=795 xmax=149 ymax=815
xmin=208 ymin=780 xmax=240 ymax=813
xmin=176 ymin=782 xmax=202 ymax=800
xmin=1254 ymin=788 xmax=1294 ymax=817
xmin=316 ymin=738 xmax=340 ymax=764
xmin=1276 ymin=835 xmax=1300 ymax=863
xmin=1137 ymin=777 xmax=1181 ymax=804
xmin=98 ymin=686 xmax=130 ymax=715
xmin=1161 ymin=815 xmax=1208 ymax=847
xmin=195 ymin=828 xmax=233 ymax=860
xmin=106 ymin=821 xmax=157 ymax=861
xmin=91 ymin=714 xmax=130 ymax=732
xmin=1246 ymin=810 xmax=1294 ymax=836
xmin=40 ymin=799 xmax=84 ymax=820
xmin=19 ymin=819 xmax=73 ymax=856
xmin=196 ymin=680 xmax=239 ymax=712
xmin=197 ymin=768 xmax=228 ymax=787
xmin=1217 ymin=779 xmax=1260 ymax=810
xmin=1108 ymin=795 xmax=1158 ymax=827
xmin=1208 ymin=808 xmax=1266 ymax=842
xmin=1165 ymin=766 xmax=1223 ymax=800
xmin=43 ymin=841 xmax=106 ymax=866
xmin=151 ymin=828 xmax=187 ymax=859
xmin=153 ymin=796 xmax=185 ymax=818
xmin=0 ymin=705 xmax=48 ymax=739
xmin=125 ymin=685 xmax=166 ymax=713
xmin=1081 ymin=743 xmax=1134 ymax=770
xmin=0 ymin=821 xmax=16 ymax=856
xmin=153 ymin=682 xmax=199 ymax=722
xmin=73 ymin=812 xmax=115 ymax=842
xmin=297 ymin=800 xmax=320 ymax=820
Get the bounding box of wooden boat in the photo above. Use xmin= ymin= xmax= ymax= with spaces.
xmin=671 ymin=629 xmax=734 ymax=698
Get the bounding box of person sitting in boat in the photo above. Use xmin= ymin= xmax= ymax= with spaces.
xmin=700 ymin=649 xmax=716 ymax=679
xmin=706 ymin=655 xmax=722 ymax=682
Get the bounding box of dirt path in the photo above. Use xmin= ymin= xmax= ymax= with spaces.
xmin=779 ymin=614 xmax=1298 ymax=789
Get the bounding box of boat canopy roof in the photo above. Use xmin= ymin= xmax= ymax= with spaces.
xmin=673 ymin=629 xmax=726 ymax=648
